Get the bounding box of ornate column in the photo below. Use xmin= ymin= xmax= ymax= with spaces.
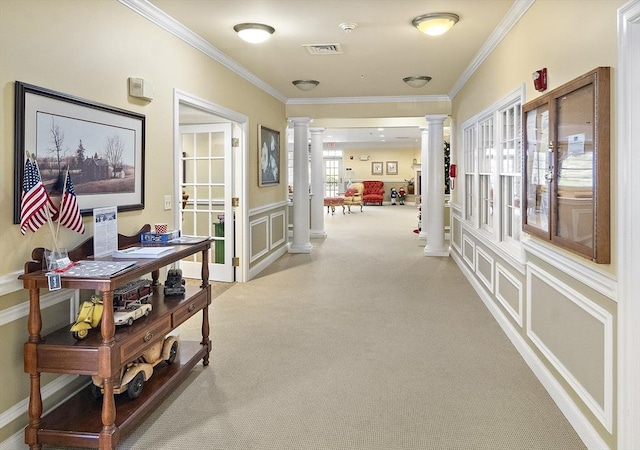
xmin=424 ymin=114 xmax=449 ymax=257
xmin=309 ymin=128 xmax=326 ymax=238
xmin=289 ymin=117 xmax=313 ymax=253
xmin=419 ymin=127 xmax=429 ymax=240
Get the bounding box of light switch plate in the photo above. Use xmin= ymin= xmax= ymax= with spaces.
xmin=164 ymin=195 xmax=172 ymax=210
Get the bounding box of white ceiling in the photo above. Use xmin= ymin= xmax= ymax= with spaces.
xmin=151 ymin=0 xmax=518 ymax=146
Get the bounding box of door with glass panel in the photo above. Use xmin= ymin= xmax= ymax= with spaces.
xmin=179 ymin=123 xmax=234 ymax=282
xmin=324 ymin=150 xmax=343 ymax=196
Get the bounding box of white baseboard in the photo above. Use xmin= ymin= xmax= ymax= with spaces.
xmin=450 ymin=251 xmax=609 ymax=450
xmin=248 ymin=244 xmax=288 ymax=280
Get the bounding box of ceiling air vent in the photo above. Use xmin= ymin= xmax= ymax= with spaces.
xmin=303 ymin=43 xmax=344 ymax=55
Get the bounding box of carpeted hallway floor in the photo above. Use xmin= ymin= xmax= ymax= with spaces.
xmin=54 ymin=204 xmax=586 ymax=449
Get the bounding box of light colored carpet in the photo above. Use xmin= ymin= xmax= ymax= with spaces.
xmin=54 ymin=205 xmax=586 ymax=450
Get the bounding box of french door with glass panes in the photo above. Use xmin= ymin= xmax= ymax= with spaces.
xmin=179 ymin=123 xmax=234 ymax=282
xmin=324 ymin=150 xmax=343 ymax=196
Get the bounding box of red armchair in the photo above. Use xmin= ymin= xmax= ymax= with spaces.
xmin=362 ymin=181 xmax=384 ymax=205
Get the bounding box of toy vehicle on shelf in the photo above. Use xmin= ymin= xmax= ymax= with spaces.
xmin=113 ymin=301 xmax=152 ymax=326
xmin=91 ymin=335 xmax=178 ymax=399
xmin=164 ymin=268 xmax=185 ymax=296
xmin=113 ymin=279 xmax=153 ymax=308
xmin=70 ymin=295 xmax=104 ymax=340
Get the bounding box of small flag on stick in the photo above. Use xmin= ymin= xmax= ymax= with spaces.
xmin=20 ymin=159 xmax=59 ymax=235
xmin=58 ymin=170 xmax=85 ymax=234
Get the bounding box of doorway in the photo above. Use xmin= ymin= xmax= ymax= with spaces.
xmin=174 ymin=91 xmax=248 ymax=282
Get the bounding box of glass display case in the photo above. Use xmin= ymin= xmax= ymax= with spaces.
xmin=522 ymin=67 xmax=610 ymax=263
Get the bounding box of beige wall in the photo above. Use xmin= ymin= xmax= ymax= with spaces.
xmin=0 ymin=0 xmax=286 ymax=441
xmin=449 ymin=1 xmax=624 ymax=447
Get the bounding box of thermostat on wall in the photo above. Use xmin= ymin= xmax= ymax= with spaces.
xmin=128 ymin=77 xmax=154 ymax=101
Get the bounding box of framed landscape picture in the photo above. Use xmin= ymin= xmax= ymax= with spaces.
xmin=258 ymin=124 xmax=280 ymax=186
xmin=13 ymin=81 xmax=145 ymax=223
xmin=371 ymin=161 xmax=383 ymax=175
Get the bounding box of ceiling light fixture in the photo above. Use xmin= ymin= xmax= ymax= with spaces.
xmin=403 ymin=76 xmax=432 ymax=88
xmin=292 ymin=80 xmax=320 ymax=91
xmin=233 ymin=23 xmax=275 ymax=43
xmin=412 ymin=13 xmax=459 ymax=36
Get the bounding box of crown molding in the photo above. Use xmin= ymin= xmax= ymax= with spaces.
xmin=449 ymin=0 xmax=535 ymax=99
xmin=287 ymin=95 xmax=450 ymax=105
xmin=118 ymin=0 xmax=288 ymax=103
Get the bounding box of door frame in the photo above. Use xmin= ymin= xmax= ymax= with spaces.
xmin=617 ymin=1 xmax=640 ymax=447
xmin=173 ymin=89 xmax=249 ymax=282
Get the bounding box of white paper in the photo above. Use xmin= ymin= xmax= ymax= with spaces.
xmin=567 ymin=133 xmax=586 ymax=154
xmin=93 ymin=206 xmax=118 ymax=257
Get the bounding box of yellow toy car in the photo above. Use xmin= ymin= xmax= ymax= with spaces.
xmin=91 ymin=335 xmax=178 ymax=399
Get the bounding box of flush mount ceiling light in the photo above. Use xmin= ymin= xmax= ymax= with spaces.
xmin=292 ymin=80 xmax=320 ymax=91
xmin=403 ymin=76 xmax=432 ymax=88
xmin=233 ymin=23 xmax=275 ymax=43
xmin=412 ymin=13 xmax=459 ymax=36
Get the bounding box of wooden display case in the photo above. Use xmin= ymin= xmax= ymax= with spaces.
xmin=19 ymin=225 xmax=212 ymax=449
xmin=522 ymin=67 xmax=610 ymax=263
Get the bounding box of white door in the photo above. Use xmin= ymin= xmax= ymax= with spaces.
xmin=179 ymin=123 xmax=234 ymax=282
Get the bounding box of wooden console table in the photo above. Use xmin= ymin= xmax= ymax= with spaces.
xmin=20 ymin=225 xmax=212 ymax=449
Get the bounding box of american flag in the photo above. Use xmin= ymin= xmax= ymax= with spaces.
xmin=58 ymin=171 xmax=85 ymax=234
xmin=20 ymin=159 xmax=59 ymax=235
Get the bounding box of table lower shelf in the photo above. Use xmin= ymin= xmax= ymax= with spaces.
xmin=33 ymin=341 xmax=207 ymax=449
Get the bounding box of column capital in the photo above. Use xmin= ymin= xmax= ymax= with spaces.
xmin=424 ymin=114 xmax=448 ymax=124
xmin=309 ymin=127 xmax=325 ymax=134
xmin=288 ymin=117 xmax=312 ymax=125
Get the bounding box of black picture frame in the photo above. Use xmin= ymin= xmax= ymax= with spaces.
xmin=258 ymin=124 xmax=280 ymax=186
xmin=14 ymin=81 xmax=145 ymax=224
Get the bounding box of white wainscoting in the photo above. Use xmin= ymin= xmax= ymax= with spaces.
xmin=527 ymin=262 xmax=613 ymax=433
xmin=495 ymin=262 xmax=524 ymax=327
xmin=462 ymin=235 xmax=475 ymax=270
xmin=0 ymin=289 xmax=81 ymax=448
xmin=249 ymin=216 xmax=269 ymax=263
xmin=475 ymin=246 xmax=494 ymax=294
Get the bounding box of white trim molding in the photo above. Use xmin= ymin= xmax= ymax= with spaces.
xmin=449 ymin=0 xmax=535 ymax=98
xmin=451 ymin=251 xmax=609 ymax=450
xmin=120 ymin=0 xmax=287 ymax=103
xmin=527 ymin=262 xmax=614 ymax=433
xmin=249 ymin=216 xmax=269 ymax=263
xmin=0 ymin=270 xmax=23 ymax=297
xmin=522 ymin=237 xmax=617 ymax=300
xmin=475 ymin=246 xmax=495 ymax=294
xmin=617 ymin=1 xmax=640 ymax=448
xmin=495 ymin=262 xmax=524 ymax=327
xmin=269 ymin=211 xmax=287 ymax=249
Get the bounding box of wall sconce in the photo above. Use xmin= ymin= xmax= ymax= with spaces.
xmin=292 ymin=80 xmax=320 ymax=91
xmin=532 ymin=68 xmax=547 ymax=92
xmin=233 ymin=23 xmax=275 ymax=43
xmin=403 ymin=76 xmax=432 ymax=88
xmin=412 ymin=13 xmax=459 ymax=36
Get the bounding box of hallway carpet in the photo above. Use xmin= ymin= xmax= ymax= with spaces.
xmin=62 ymin=205 xmax=585 ymax=449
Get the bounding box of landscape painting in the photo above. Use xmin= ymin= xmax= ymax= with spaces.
xmin=14 ymin=82 xmax=145 ymax=223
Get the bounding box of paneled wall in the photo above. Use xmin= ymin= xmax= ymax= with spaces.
xmin=449 ymin=203 xmax=616 ymax=448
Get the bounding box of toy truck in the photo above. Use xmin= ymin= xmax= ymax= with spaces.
xmin=91 ymin=335 xmax=178 ymax=399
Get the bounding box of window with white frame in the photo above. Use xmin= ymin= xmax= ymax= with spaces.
xmin=499 ymin=102 xmax=522 ymax=243
xmin=461 ymin=87 xmax=523 ymax=248
xmin=463 ymin=126 xmax=475 ymax=222
xmin=478 ymin=117 xmax=495 ymax=231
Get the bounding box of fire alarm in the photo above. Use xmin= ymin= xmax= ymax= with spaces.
xmin=532 ymin=68 xmax=547 ymax=92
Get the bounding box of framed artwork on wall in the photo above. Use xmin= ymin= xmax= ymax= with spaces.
xmin=386 ymin=161 xmax=398 ymax=175
xmin=13 ymin=81 xmax=145 ymax=223
xmin=371 ymin=161 xmax=383 ymax=175
xmin=258 ymin=124 xmax=280 ymax=186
